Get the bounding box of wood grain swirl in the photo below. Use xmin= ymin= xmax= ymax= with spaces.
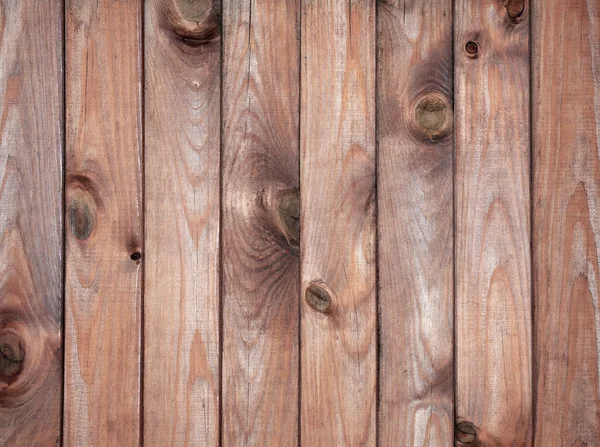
xmin=533 ymin=0 xmax=600 ymax=444
xmin=0 ymin=1 xmax=63 ymax=444
xmin=64 ymin=0 xmax=143 ymax=444
xmin=144 ymin=0 xmax=221 ymax=445
xmin=455 ymin=0 xmax=532 ymax=444
xmin=222 ymin=0 xmax=300 ymax=445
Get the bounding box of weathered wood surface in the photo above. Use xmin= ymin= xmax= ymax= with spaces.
xmin=221 ymin=0 xmax=300 ymax=445
xmin=0 ymin=1 xmax=63 ymax=445
xmin=300 ymin=0 xmax=377 ymax=445
xmin=143 ymin=0 xmax=221 ymax=445
xmin=454 ymin=0 xmax=532 ymax=445
xmin=532 ymin=0 xmax=600 ymax=445
xmin=378 ymin=1 xmax=454 ymax=445
xmin=64 ymin=0 xmax=143 ymax=444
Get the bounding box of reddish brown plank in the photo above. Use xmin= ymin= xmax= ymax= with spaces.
xmin=64 ymin=0 xmax=143 ymax=444
xmin=300 ymin=0 xmax=377 ymax=445
xmin=143 ymin=0 xmax=221 ymax=445
xmin=221 ymin=0 xmax=300 ymax=445
xmin=0 ymin=1 xmax=63 ymax=444
xmin=533 ymin=0 xmax=600 ymax=444
xmin=454 ymin=0 xmax=532 ymax=444
xmin=377 ymin=0 xmax=454 ymax=445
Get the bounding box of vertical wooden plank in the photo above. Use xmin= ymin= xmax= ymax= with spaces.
xmin=377 ymin=1 xmax=454 ymax=445
xmin=0 ymin=1 xmax=63 ymax=444
xmin=300 ymin=0 xmax=376 ymax=445
xmin=64 ymin=0 xmax=143 ymax=444
xmin=455 ymin=0 xmax=532 ymax=444
xmin=222 ymin=0 xmax=299 ymax=445
xmin=143 ymin=0 xmax=221 ymax=445
xmin=532 ymin=0 xmax=600 ymax=444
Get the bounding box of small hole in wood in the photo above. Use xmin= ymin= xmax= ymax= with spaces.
xmin=130 ymin=252 xmax=142 ymax=261
xmin=465 ymin=41 xmax=479 ymax=56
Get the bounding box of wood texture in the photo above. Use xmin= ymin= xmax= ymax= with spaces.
xmin=532 ymin=0 xmax=600 ymax=444
xmin=377 ymin=1 xmax=454 ymax=445
xmin=0 ymin=1 xmax=63 ymax=445
xmin=300 ymin=0 xmax=377 ymax=444
xmin=222 ymin=0 xmax=300 ymax=445
xmin=64 ymin=0 xmax=143 ymax=444
xmin=454 ymin=0 xmax=532 ymax=444
xmin=143 ymin=0 xmax=221 ymax=445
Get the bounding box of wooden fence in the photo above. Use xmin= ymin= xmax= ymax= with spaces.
xmin=1 ymin=0 xmax=599 ymax=445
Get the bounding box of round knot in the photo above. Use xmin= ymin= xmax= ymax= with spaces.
xmin=305 ymin=284 xmax=332 ymax=313
xmin=409 ymin=92 xmax=452 ymax=142
xmin=0 ymin=333 xmax=24 ymax=385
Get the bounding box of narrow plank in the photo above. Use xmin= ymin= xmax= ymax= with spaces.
xmin=377 ymin=0 xmax=454 ymax=445
xmin=454 ymin=0 xmax=532 ymax=444
xmin=143 ymin=0 xmax=221 ymax=445
xmin=532 ymin=0 xmax=600 ymax=444
xmin=0 ymin=1 xmax=63 ymax=444
xmin=221 ymin=0 xmax=300 ymax=444
xmin=64 ymin=0 xmax=143 ymax=444
xmin=300 ymin=0 xmax=377 ymax=444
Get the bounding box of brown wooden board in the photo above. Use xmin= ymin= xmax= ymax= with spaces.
xmin=454 ymin=0 xmax=532 ymax=444
xmin=0 ymin=1 xmax=63 ymax=444
xmin=377 ymin=0 xmax=455 ymax=445
xmin=300 ymin=0 xmax=377 ymax=445
xmin=221 ymin=0 xmax=300 ymax=445
xmin=532 ymin=0 xmax=600 ymax=444
xmin=143 ymin=0 xmax=221 ymax=445
xmin=64 ymin=0 xmax=143 ymax=444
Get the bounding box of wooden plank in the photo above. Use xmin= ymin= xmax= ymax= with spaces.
xmin=454 ymin=0 xmax=532 ymax=444
xmin=64 ymin=0 xmax=143 ymax=444
xmin=143 ymin=1 xmax=221 ymax=445
xmin=0 ymin=1 xmax=63 ymax=444
xmin=377 ymin=0 xmax=454 ymax=445
xmin=300 ymin=0 xmax=376 ymax=444
xmin=532 ymin=0 xmax=600 ymax=444
xmin=221 ymin=0 xmax=299 ymax=445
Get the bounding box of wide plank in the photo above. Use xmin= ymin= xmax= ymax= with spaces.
xmin=221 ymin=0 xmax=300 ymax=445
xmin=300 ymin=0 xmax=377 ymax=445
xmin=64 ymin=0 xmax=143 ymax=444
xmin=532 ymin=0 xmax=600 ymax=444
xmin=0 ymin=1 xmax=63 ymax=444
xmin=377 ymin=0 xmax=454 ymax=445
xmin=454 ymin=0 xmax=532 ymax=444
xmin=143 ymin=0 xmax=221 ymax=445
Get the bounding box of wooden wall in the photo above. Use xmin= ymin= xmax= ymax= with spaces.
xmin=0 ymin=0 xmax=599 ymax=446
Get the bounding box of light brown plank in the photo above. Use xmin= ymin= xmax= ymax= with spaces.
xmin=0 ymin=1 xmax=63 ymax=444
xmin=454 ymin=0 xmax=532 ymax=444
xmin=143 ymin=0 xmax=221 ymax=445
xmin=377 ymin=1 xmax=454 ymax=445
xmin=300 ymin=0 xmax=377 ymax=444
xmin=532 ymin=0 xmax=600 ymax=444
xmin=222 ymin=0 xmax=300 ymax=445
xmin=64 ymin=0 xmax=143 ymax=444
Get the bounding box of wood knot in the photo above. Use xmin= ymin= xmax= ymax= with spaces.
xmin=465 ymin=41 xmax=479 ymax=57
xmin=0 ymin=333 xmax=24 ymax=385
xmin=410 ymin=93 xmax=452 ymax=142
xmin=506 ymin=0 xmax=525 ymax=20
xmin=305 ymin=284 xmax=332 ymax=313
xmin=130 ymin=252 xmax=142 ymax=262
xmin=68 ymin=197 xmax=94 ymax=241
xmin=455 ymin=421 xmax=479 ymax=446
xmin=160 ymin=0 xmax=220 ymax=47
xmin=276 ymin=189 xmax=300 ymax=248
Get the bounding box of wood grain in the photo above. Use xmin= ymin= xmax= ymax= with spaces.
xmin=221 ymin=0 xmax=300 ymax=445
xmin=64 ymin=0 xmax=143 ymax=444
xmin=454 ymin=0 xmax=532 ymax=444
xmin=143 ymin=0 xmax=221 ymax=445
xmin=300 ymin=0 xmax=377 ymax=444
xmin=0 ymin=1 xmax=63 ymax=445
xmin=377 ymin=1 xmax=454 ymax=445
xmin=532 ymin=0 xmax=600 ymax=444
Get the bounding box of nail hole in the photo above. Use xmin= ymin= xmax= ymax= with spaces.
xmin=130 ymin=252 xmax=142 ymax=261
xmin=465 ymin=41 xmax=479 ymax=56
